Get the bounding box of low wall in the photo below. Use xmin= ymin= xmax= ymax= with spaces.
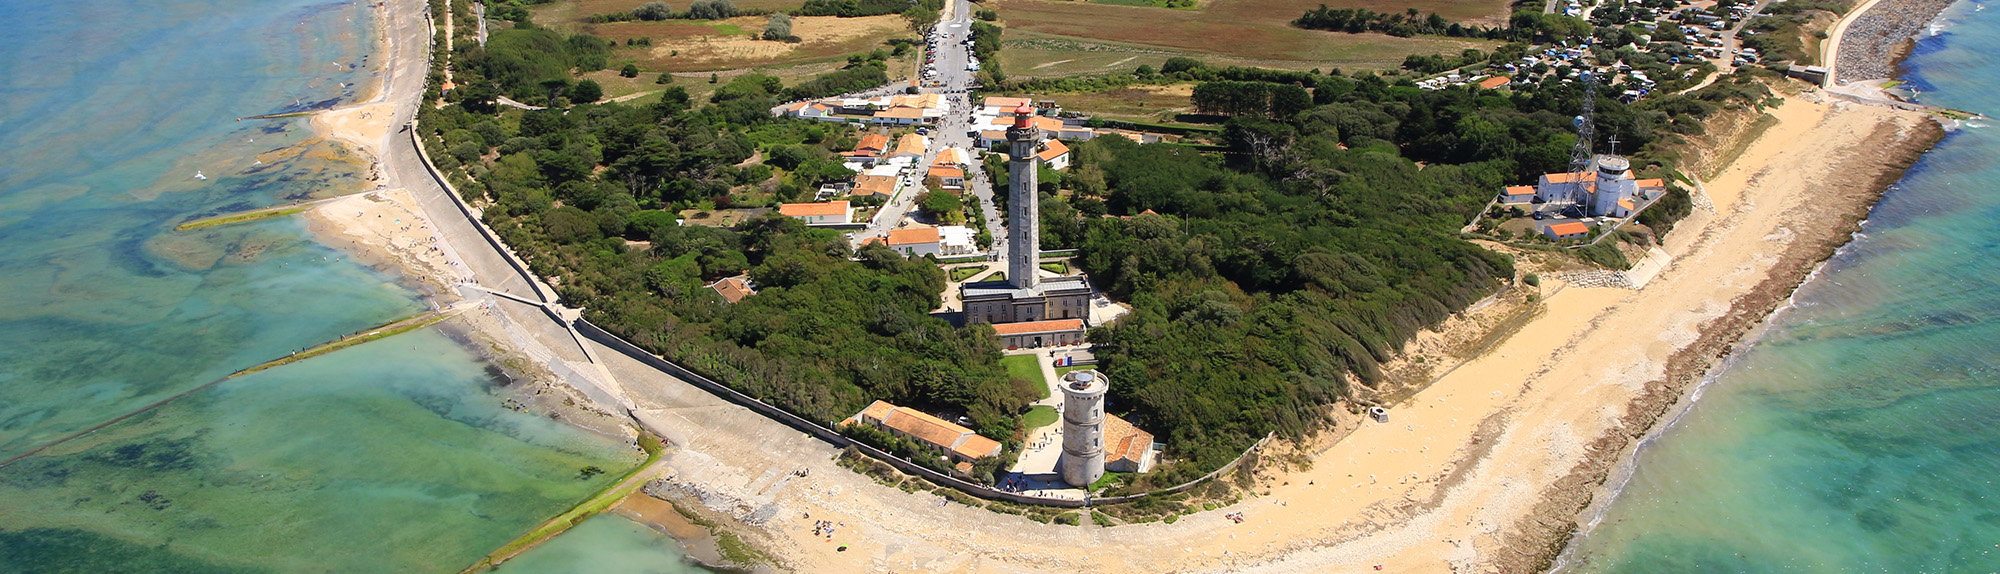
xmin=408 ymin=124 xmax=555 ymax=304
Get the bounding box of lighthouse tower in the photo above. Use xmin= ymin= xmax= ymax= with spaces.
xmin=1059 ymin=369 xmax=1108 ymax=488
xmin=1005 ymin=104 xmax=1041 ymax=290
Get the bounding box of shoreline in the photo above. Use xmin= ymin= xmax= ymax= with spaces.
xmin=293 ymin=0 xmax=1956 ymax=572
xmin=1514 ymin=106 xmax=1945 ymax=572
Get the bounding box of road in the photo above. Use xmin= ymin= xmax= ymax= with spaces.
xmin=853 ymin=0 xmax=1007 ymax=266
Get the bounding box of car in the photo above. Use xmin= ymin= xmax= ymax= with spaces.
xmin=1533 ymin=212 xmax=1547 ymax=220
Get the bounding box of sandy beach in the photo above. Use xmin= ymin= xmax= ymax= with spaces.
xmin=606 ymin=92 xmax=1943 ymax=574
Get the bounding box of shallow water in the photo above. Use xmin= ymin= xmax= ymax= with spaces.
xmin=1562 ymin=3 xmax=2000 ymax=571
xmin=494 ymin=515 xmax=721 ymax=574
xmin=0 ymin=0 xmax=660 ymax=570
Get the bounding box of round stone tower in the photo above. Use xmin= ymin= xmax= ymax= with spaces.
xmin=1059 ymin=369 xmax=1108 ymax=488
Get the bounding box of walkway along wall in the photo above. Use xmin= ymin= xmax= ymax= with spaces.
xmin=409 ymin=124 xmax=556 ymax=304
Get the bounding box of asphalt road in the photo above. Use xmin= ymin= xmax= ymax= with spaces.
xmin=854 ymin=0 xmax=1009 ymax=264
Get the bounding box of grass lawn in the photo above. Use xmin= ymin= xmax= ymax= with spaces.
xmin=1000 ymin=354 xmax=1050 ymax=400
xmin=1039 ymin=261 xmax=1068 ymax=274
xmin=950 ymin=265 xmax=989 ymax=282
xmin=987 ymin=0 xmax=1504 ymax=76
xmin=1022 ymin=405 xmax=1059 ymax=429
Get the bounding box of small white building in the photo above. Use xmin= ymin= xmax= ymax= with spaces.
xmin=778 ymin=201 xmax=851 ymax=225
xmin=884 ymin=227 xmax=942 ymax=258
xmin=937 ymin=225 xmax=976 ymax=256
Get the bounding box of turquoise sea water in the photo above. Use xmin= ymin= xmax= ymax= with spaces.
xmin=1563 ymin=3 xmax=2000 ymax=572
xmin=0 ymin=0 xmax=663 ymax=571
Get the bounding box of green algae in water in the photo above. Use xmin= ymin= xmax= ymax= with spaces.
xmin=0 ymin=331 xmax=643 ymax=572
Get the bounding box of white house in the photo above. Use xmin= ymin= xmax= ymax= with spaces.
xmin=885 ymin=227 xmax=942 ymax=258
xmin=778 ymin=201 xmax=851 ymax=225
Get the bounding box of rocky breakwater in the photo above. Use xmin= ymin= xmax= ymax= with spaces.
xmin=1837 ymin=0 xmax=1959 ymax=83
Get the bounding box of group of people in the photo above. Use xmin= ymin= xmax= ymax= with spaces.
xmin=811 ymin=519 xmax=841 ymax=540
xmin=1224 ymin=511 xmax=1245 ymax=524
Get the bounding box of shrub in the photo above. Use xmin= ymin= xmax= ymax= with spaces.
xmin=763 ymin=13 xmax=792 ymax=40
xmin=688 ymin=0 xmax=737 ymax=20
xmin=633 ymin=1 xmax=674 ymax=20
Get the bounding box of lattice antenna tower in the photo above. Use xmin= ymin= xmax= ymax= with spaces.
xmin=1567 ymin=66 xmax=1599 ymax=209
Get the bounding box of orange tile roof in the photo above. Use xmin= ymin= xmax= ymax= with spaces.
xmin=1478 ymin=76 xmax=1512 ymax=89
xmin=1635 ymin=178 xmax=1665 ymax=189
xmin=779 ymin=201 xmax=849 ymax=217
xmin=984 ymin=96 xmax=1032 ymax=109
xmin=979 ymin=130 xmax=1007 ymax=140
xmin=988 ymin=318 xmax=1085 ymax=336
xmin=1037 ymin=139 xmax=1070 ymax=162
xmin=887 ymin=227 xmax=941 ymax=246
xmin=1618 ymin=198 xmax=1636 ymax=210
xmin=929 ymin=166 xmax=964 ymax=178
xmin=932 ymin=147 xmax=968 ymax=167
xmin=1103 ymin=413 xmax=1154 ymax=466
xmin=851 ymin=175 xmax=896 ymax=197
xmin=1542 ymin=171 xmax=1592 ymax=183
xmin=856 ymin=133 xmax=889 ymax=154
xmin=894 ymin=133 xmax=927 ymax=156
xmin=954 ymin=434 xmax=1002 ymax=460
xmin=1504 ymin=185 xmax=1535 ymax=195
xmin=1547 ymin=221 xmax=1590 ymax=236
xmin=859 ymin=399 xmax=896 ymax=422
xmin=988 ymin=116 xmax=1063 ymax=131
xmin=707 ymin=276 xmax=754 ymax=303
xmin=875 ymin=107 xmax=926 ymax=120
xmin=954 ymin=461 xmax=974 ymax=474
xmin=883 ymin=409 xmax=974 ymax=452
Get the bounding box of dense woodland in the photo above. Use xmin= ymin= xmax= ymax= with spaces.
xmin=424 ymin=10 xmax=1781 ymax=486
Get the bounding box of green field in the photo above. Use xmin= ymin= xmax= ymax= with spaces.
xmin=988 ymin=0 xmax=1504 ymax=77
xmin=1022 ymin=405 xmax=1059 ymax=429
xmin=1001 ymin=354 xmax=1049 ymax=400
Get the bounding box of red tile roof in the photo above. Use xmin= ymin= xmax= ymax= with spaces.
xmin=707 ymin=276 xmax=754 ymax=303
xmin=1037 ymin=139 xmax=1070 ymax=162
xmin=779 ymin=201 xmax=849 ymax=217
xmin=988 ymin=318 xmax=1085 ymax=336
xmin=887 ymin=227 xmax=940 ymax=246
xmin=855 ymin=133 xmax=890 ymax=154
xmin=1547 ymin=222 xmax=1590 ymax=236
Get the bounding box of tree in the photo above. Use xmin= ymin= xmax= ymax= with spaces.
xmin=656 ymin=72 xmax=676 ymax=84
xmin=688 ymin=0 xmax=737 ymax=19
xmin=571 ymin=79 xmax=604 ymax=103
xmin=633 ymin=1 xmax=674 ymax=20
xmin=763 ymin=12 xmax=793 ymax=41
xmin=621 ymin=63 xmax=640 ymax=78
xmin=903 ymin=5 xmax=939 ymax=32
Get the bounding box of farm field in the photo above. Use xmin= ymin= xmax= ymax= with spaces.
xmin=531 ymin=2 xmax=918 ymax=72
xmin=987 ymin=0 xmax=1507 ymax=75
xmin=1037 ymin=84 xmax=1197 ymax=122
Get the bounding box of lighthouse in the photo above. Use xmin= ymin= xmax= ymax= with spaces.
xmin=1059 ymin=369 xmax=1108 ymax=488
xmin=1006 ymin=104 xmax=1041 ymax=290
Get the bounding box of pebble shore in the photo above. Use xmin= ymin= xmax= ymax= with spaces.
xmin=1836 ymin=0 xmax=1959 ymax=83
